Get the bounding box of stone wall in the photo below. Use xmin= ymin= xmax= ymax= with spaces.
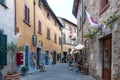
xmin=76 ymin=0 xmax=120 ymax=80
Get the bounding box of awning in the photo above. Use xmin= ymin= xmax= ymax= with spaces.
xmin=69 ymin=43 xmax=84 ymax=54
xmin=74 ymin=43 xmax=84 ymax=50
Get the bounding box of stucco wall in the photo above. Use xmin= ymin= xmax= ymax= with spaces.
xmin=16 ymin=0 xmax=61 ymax=54
xmin=0 ymin=0 xmax=15 ymax=76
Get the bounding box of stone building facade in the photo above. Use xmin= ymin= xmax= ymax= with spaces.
xmin=73 ymin=0 xmax=120 ymax=80
xmin=59 ymin=17 xmax=77 ymax=61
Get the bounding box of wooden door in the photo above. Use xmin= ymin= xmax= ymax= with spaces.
xmin=102 ymin=35 xmax=112 ymax=80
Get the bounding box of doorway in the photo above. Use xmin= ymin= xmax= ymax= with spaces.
xmin=101 ymin=34 xmax=112 ymax=80
xmin=45 ymin=50 xmax=50 ymax=65
xmin=36 ymin=47 xmax=42 ymax=68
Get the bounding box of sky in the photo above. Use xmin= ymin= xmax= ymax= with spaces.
xmin=47 ymin=0 xmax=77 ymax=24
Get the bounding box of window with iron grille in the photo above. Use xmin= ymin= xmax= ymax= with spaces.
xmin=24 ymin=5 xmax=30 ymax=24
xmin=38 ymin=21 xmax=42 ymax=34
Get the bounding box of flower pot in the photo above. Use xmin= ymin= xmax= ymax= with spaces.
xmin=4 ymin=73 xmax=21 ymax=80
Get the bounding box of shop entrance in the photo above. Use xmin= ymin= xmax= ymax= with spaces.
xmin=101 ymin=34 xmax=112 ymax=80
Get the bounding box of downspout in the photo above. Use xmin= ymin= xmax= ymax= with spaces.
xmin=81 ymin=0 xmax=83 ymax=44
xmin=34 ymin=0 xmax=36 ymax=35
xmin=14 ymin=0 xmax=17 ymax=35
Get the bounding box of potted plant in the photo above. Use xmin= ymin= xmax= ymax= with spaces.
xmin=21 ymin=66 xmax=28 ymax=76
xmin=4 ymin=42 xmax=23 ymax=80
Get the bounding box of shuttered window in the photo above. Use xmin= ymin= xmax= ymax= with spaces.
xmin=47 ymin=28 xmax=50 ymax=40
xmin=54 ymin=34 xmax=57 ymax=43
xmin=82 ymin=5 xmax=86 ymax=23
xmin=100 ymin=0 xmax=109 ymax=14
xmin=38 ymin=21 xmax=42 ymax=34
xmin=24 ymin=5 xmax=30 ymax=24
xmin=0 ymin=33 xmax=7 ymax=65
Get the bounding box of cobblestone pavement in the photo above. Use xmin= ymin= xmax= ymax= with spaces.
xmin=21 ymin=63 xmax=96 ymax=80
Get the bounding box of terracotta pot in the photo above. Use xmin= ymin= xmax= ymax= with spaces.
xmin=4 ymin=73 xmax=21 ymax=80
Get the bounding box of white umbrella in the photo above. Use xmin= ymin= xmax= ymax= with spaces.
xmin=74 ymin=43 xmax=84 ymax=50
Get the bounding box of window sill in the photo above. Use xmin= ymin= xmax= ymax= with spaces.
xmin=47 ymin=37 xmax=50 ymax=40
xmin=23 ymin=20 xmax=31 ymax=27
xmin=38 ymin=32 xmax=42 ymax=35
xmin=0 ymin=2 xmax=8 ymax=9
xmin=99 ymin=3 xmax=110 ymax=15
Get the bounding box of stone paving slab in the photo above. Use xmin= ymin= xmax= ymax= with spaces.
xmin=21 ymin=63 xmax=96 ymax=80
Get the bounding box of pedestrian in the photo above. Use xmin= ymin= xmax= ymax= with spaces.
xmin=68 ymin=54 xmax=72 ymax=70
xmin=71 ymin=55 xmax=79 ymax=73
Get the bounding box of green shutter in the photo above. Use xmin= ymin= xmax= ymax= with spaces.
xmin=0 ymin=0 xmax=4 ymax=4
xmin=0 ymin=33 xmax=7 ymax=65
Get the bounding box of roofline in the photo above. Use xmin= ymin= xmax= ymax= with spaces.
xmin=72 ymin=0 xmax=80 ymax=18
xmin=59 ymin=17 xmax=77 ymax=27
xmin=42 ymin=0 xmax=63 ymax=27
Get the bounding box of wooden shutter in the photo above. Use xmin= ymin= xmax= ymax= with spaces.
xmin=28 ymin=8 xmax=30 ymax=23
xmin=0 ymin=34 xmax=7 ymax=65
xmin=25 ymin=5 xmax=27 ymax=21
xmin=49 ymin=29 xmax=50 ymax=39
xmin=38 ymin=21 xmax=41 ymax=34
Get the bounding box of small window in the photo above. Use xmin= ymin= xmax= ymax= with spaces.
xmin=83 ymin=5 xmax=86 ymax=23
xmin=55 ymin=21 xmax=57 ymax=26
xmin=79 ymin=17 xmax=82 ymax=30
xmin=47 ymin=28 xmax=50 ymax=40
xmin=63 ymin=23 xmax=65 ymax=28
xmin=47 ymin=12 xmax=50 ymax=19
xmin=54 ymin=34 xmax=57 ymax=43
xmin=38 ymin=21 xmax=42 ymax=34
xmin=100 ymin=0 xmax=109 ymax=14
xmin=24 ymin=5 xmax=30 ymax=24
xmin=59 ymin=37 xmax=61 ymax=45
xmin=62 ymin=33 xmax=66 ymax=43
xmin=39 ymin=0 xmax=43 ymax=8
xmin=74 ymin=28 xmax=76 ymax=33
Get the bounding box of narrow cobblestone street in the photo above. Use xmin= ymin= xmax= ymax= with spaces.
xmin=21 ymin=63 xmax=96 ymax=80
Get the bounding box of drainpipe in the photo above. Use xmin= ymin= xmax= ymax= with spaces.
xmin=81 ymin=0 xmax=83 ymax=44
xmin=14 ymin=0 xmax=17 ymax=35
xmin=34 ymin=0 xmax=36 ymax=35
